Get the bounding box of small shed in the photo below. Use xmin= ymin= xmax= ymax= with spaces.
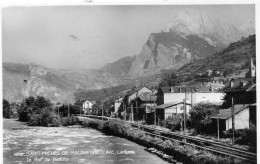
xmin=211 ymin=104 xmax=252 ymax=131
xmin=156 ymin=101 xmax=191 ymax=120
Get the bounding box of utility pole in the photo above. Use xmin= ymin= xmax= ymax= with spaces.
xmin=131 ymin=105 xmax=134 ymax=122
xmin=231 ymin=97 xmax=235 ymax=145
xmin=190 ymin=87 xmax=193 ymax=106
xmin=88 ymin=102 xmax=90 ymax=115
xmin=183 ymin=98 xmax=186 ymax=143
xmin=217 ymin=116 xmax=220 ymax=141
xmin=136 ymin=99 xmax=138 ymax=120
xmin=68 ymin=103 xmax=70 ymax=117
xmin=154 ymin=100 xmax=156 ymax=126
xmin=145 ymin=93 xmax=147 ymax=122
xmin=124 ymin=102 xmax=126 ymax=121
xmin=102 ymin=102 xmax=104 ymax=127
xmin=67 ymin=91 xmax=70 ymax=117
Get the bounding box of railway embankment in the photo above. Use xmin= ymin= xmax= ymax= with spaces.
xmin=77 ymin=116 xmax=254 ymax=164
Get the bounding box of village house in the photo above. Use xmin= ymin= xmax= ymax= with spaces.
xmin=114 ymin=98 xmax=123 ymax=113
xmin=82 ymin=100 xmax=94 ymax=114
xmin=206 ymin=69 xmax=213 ymax=76
xmin=118 ymin=86 xmax=153 ymax=120
xmin=211 ymin=104 xmax=256 ymax=131
xmin=211 ymin=58 xmax=256 ymax=132
xmin=219 ymin=77 xmax=256 ymax=127
xmin=157 ymin=86 xmax=225 ymax=106
xmin=127 ymin=86 xmax=152 ymax=104
xmin=135 ymin=92 xmax=157 ymax=123
xmin=156 ymin=101 xmax=191 ymax=121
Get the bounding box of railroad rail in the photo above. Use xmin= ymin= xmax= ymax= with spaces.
xmin=78 ymin=115 xmax=257 ymax=163
xmin=129 ymin=123 xmax=256 ymax=163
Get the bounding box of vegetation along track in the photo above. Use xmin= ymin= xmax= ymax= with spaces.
xmin=130 ymin=123 xmax=257 ymax=163
xmin=79 ymin=115 xmax=256 ymax=163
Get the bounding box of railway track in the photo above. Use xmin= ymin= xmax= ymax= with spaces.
xmin=79 ymin=115 xmax=257 ymax=163
xmin=130 ymin=123 xmax=257 ymax=163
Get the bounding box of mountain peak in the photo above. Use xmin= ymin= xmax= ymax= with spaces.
xmin=162 ymin=9 xmax=254 ymax=45
xmin=163 ymin=9 xmax=211 ymax=35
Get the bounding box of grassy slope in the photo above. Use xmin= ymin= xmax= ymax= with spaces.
xmin=177 ymin=35 xmax=255 ymax=75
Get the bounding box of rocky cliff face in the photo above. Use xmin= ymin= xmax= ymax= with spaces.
xmin=125 ymin=9 xmax=254 ymax=78
xmin=127 ymin=31 xmax=224 ymax=78
xmin=162 ymin=9 xmax=254 ymax=45
xmin=3 ymin=63 xmax=123 ymax=103
xmin=100 ymin=56 xmax=135 ymax=77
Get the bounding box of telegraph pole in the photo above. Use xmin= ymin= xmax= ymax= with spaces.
xmin=68 ymin=103 xmax=70 ymax=117
xmin=102 ymin=102 xmax=104 ymax=127
xmin=136 ymin=99 xmax=138 ymax=120
xmin=67 ymin=91 xmax=70 ymax=117
xmin=190 ymin=87 xmax=193 ymax=106
xmin=124 ymin=102 xmax=126 ymax=121
xmin=131 ymin=105 xmax=134 ymax=122
xmin=154 ymin=100 xmax=156 ymax=126
xmin=183 ymin=98 xmax=186 ymax=143
xmin=231 ymin=97 xmax=235 ymax=145
xmin=217 ymin=116 xmax=219 ymax=141
xmin=88 ymin=102 xmax=90 ymax=115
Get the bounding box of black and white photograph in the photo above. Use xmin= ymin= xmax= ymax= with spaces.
xmin=1 ymin=1 xmax=257 ymax=163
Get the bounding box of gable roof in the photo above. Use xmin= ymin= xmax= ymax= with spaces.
xmin=129 ymin=86 xmax=152 ymax=97
xmin=211 ymin=104 xmax=252 ymax=120
xmin=221 ymin=78 xmax=256 ymax=93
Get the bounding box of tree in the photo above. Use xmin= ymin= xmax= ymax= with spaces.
xmin=25 ymin=96 xmax=35 ymax=107
xmin=223 ymin=68 xmax=235 ymax=77
xmin=189 ymin=103 xmax=219 ymax=134
xmin=159 ymin=72 xmax=178 ymax=87
xmin=17 ymin=96 xmax=53 ymax=122
xmin=35 ymin=96 xmax=52 ymax=109
xmin=3 ymin=99 xmax=12 ymax=118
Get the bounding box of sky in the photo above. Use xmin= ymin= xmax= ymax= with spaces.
xmin=2 ymin=5 xmax=255 ymax=70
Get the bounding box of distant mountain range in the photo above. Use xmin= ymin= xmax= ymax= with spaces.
xmin=2 ymin=9 xmax=255 ymax=103
xmin=107 ymin=9 xmax=254 ymax=78
xmin=177 ymin=34 xmax=256 ymax=76
xmin=2 ymin=63 xmax=124 ymax=103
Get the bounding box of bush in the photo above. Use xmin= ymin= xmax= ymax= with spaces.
xmin=3 ymin=99 xmax=13 ymax=118
xmin=164 ymin=114 xmax=182 ymax=131
xmin=223 ymin=128 xmax=256 ymax=152
xmin=28 ymin=108 xmax=62 ymax=127
xmin=18 ymin=96 xmax=53 ymax=122
xmin=189 ymin=103 xmax=218 ymax=134
xmin=61 ymin=115 xmax=80 ymax=126
xmin=28 ymin=114 xmax=41 ymax=126
xmin=102 ymin=120 xmax=131 ymax=137
xmin=17 ymin=106 xmax=31 ymax=122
